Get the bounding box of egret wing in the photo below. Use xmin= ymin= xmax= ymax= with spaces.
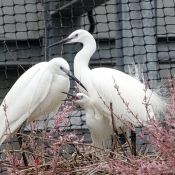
xmin=0 ymin=62 xmax=53 ymax=144
xmin=89 ymin=68 xmax=154 ymax=127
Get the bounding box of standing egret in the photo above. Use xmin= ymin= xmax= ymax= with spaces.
xmin=65 ymin=92 xmax=112 ymax=149
xmin=48 ymin=30 xmax=168 ymax=130
xmin=0 ymin=57 xmax=86 ymax=145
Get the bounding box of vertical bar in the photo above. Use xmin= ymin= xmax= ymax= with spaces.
xmin=42 ymin=0 xmax=49 ymax=62
xmin=122 ymin=0 xmax=157 ymax=88
xmin=115 ymin=0 xmax=124 ymax=72
xmin=48 ymin=1 xmax=81 ymax=92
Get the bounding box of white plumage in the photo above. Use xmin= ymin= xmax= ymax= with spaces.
xmin=48 ymin=29 xmax=168 ymax=130
xmin=0 ymin=57 xmax=85 ymax=145
xmin=75 ymin=93 xmax=112 ymax=148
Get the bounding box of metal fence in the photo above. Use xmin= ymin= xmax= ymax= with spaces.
xmin=0 ymin=0 xmax=174 ymax=172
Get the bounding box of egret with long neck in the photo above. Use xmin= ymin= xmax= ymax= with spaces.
xmin=48 ymin=29 xmax=168 ymax=129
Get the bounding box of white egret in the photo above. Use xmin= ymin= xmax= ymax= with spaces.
xmin=0 ymin=57 xmax=86 ymax=145
xmin=48 ymin=30 xmax=168 ymax=130
xmin=64 ymin=92 xmax=112 ymax=149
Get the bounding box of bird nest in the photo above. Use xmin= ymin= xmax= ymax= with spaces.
xmin=0 ymin=140 xmax=166 ymax=175
xmin=1 ymin=95 xmax=175 ymax=174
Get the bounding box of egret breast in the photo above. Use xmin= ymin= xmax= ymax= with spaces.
xmin=27 ymin=75 xmax=70 ymax=125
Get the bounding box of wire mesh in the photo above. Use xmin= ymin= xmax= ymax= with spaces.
xmin=0 ymin=0 xmax=174 ymax=173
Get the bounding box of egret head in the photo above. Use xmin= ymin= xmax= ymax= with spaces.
xmin=50 ymin=58 xmax=87 ymax=91
xmin=74 ymin=93 xmax=95 ymax=111
xmin=49 ymin=57 xmax=70 ymax=77
xmin=62 ymin=92 xmax=95 ymax=114
xmin=75 ymin=93 xmax=88 ymax=104
xmin=62 ymin=92 xmax=92 ymax=108
xmin=47 ymin=29 xmax=94 ymax=48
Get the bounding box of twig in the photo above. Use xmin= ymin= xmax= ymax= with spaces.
xmin=110 ymin=102 xmax=118 ymax=153
xmin=41 ymin=0 xmax=47 ymax=62
xmin=119 ymin=127 xmax=132 ymax=152
xmin=1 ymin=149 xmax=51 ymax=161
xmin=3 ymin=42 xmax=25 ymax=72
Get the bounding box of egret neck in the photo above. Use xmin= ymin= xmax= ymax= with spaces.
xmin=82 ymin=103 xmax=95 ymax=118
xmin=74 ymin=35 xmax=96 ymax=80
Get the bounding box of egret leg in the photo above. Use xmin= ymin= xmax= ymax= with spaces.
xmin=130 ymin=130 xmax=136 ymax=156
xmin=118 ymin=133 xmax=126 ymax=146
xmin=17 ymin=120 xmax=28 ymax=166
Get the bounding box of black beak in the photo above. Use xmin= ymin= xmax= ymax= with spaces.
xmin=47 ymin=37 xmax=71 ymax=49
xmin=62 ymin=92 xmax=76 ymax=98
xmin=61 ymin=67 xmax=88 ymax=92
xmin=62 ymin=92 xmax=75 ymax=102
xmin=62 ymin=92 xmax=82 ymax=109
xmin=68 ymin=74 xmax=88 ymax=92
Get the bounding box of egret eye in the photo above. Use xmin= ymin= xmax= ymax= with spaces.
xmin=60 ymin=66 xmax=63 ymax=70
xmin=76 ymin=96 xmax=79 ymax=100
xmin=75 ymin=34 xmax=78 ymax=37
